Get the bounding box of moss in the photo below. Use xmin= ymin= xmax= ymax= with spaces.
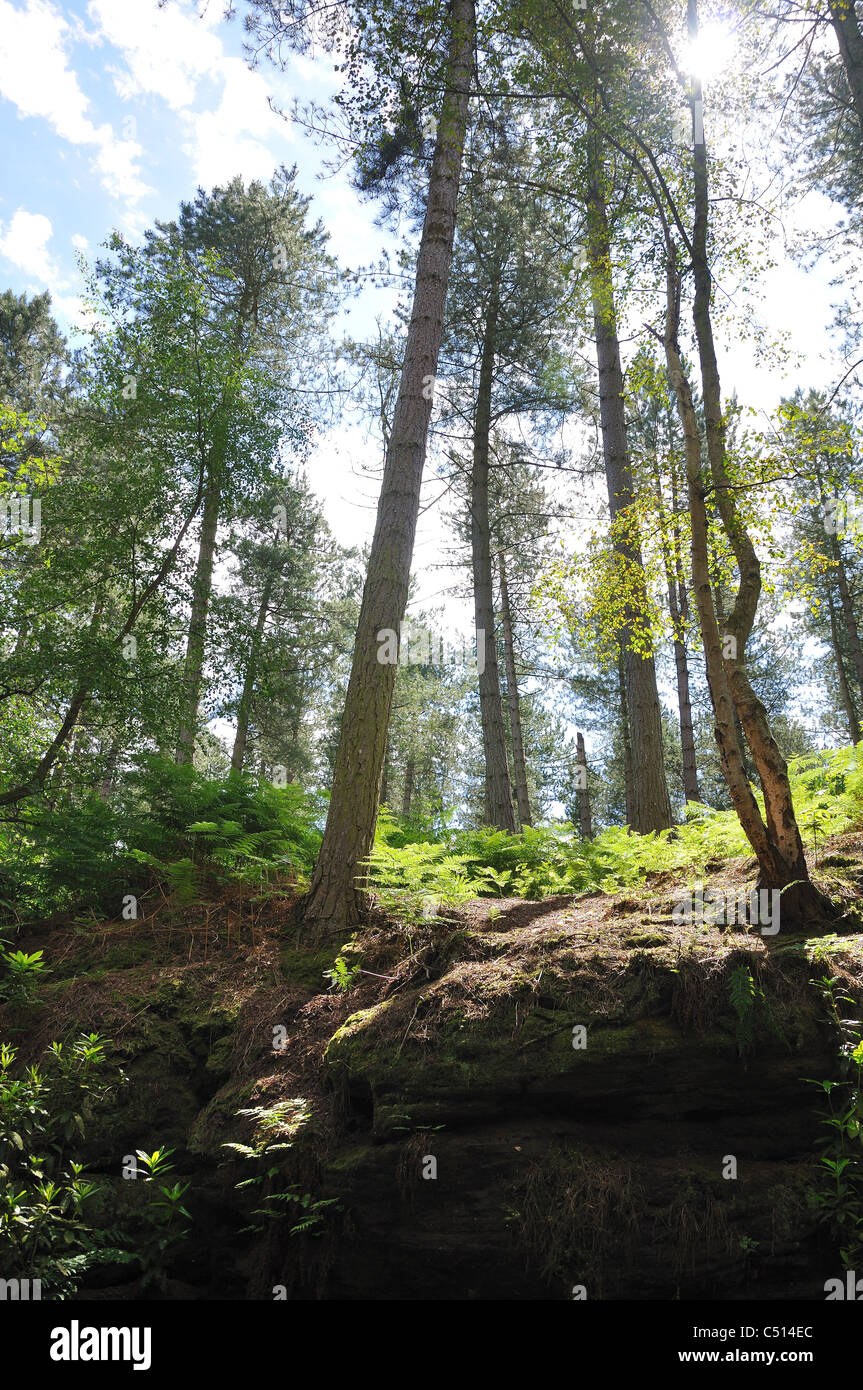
xmin=188 ymin=1077 xmax=259 ymax=1155
xmin=624 ymin=930 xmax=667 ymax=948
xmin=279 ymin=944 xmax=338 ymax=992
xmin=327 ymin=1144 xmax=376 ymax=1173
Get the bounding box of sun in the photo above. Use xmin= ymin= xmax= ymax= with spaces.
xmin=682 ymin=21 xmax=738 ymax=84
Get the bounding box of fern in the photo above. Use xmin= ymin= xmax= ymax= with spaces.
xmin=729 ymin=965 xmax=759 ymax=1055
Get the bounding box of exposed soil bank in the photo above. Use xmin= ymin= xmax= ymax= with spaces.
xmin=5 ymin=846 xmax=863 ymax=1300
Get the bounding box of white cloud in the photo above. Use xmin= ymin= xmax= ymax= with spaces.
xmin=88 ymin=0 xmax=223 ymax=110
xmin=183 ymin=57 xmax=293 ymax=187
xmin=87 ymin=0 xmax=294 ymax=188
xmin=50 ymin=292 xmax=97 ymax=333
xmin=71 ymin=233 xmax=89 ymax=250
xmin=0 ymin=0 xmax=151 ymax=209
xmin=93 ymin=131 xmax=147 ymax=204
xmin=0 ymin=208 xmax=57 ymax=282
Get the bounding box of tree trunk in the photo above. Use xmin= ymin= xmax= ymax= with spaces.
xmin=669 ymin=595 xmax=700 ymax=804
xmin=586 ymin=145 xmax=673 ymax=834
xmin=99 ymin=736 xmax=121 ymax=801
xmin=471 ymin=293 xmax=516 ymax=832
xmin=231 ymin=565 xmax=277 ymax=775
xmin=499 ymin=552 xmax=533 ymax=828
xmin=617 ymin=646 xmax=634 ymax=825
xmin=301 ymin=0 xmax=475 ymax=934
xmin=832 ymin=538 xmax=863 ymax=698
xmin=810 ymin=464 xmax=863 ymax=701
xmin=402 ymin=757 xmax=415 ymax=818
xmin=656 ymin=460 xmax=701 ymax=803
xmin=576 ymin=730 xmax=593 ymax=840
xmin=828 ymin=590 xmax=862 ymax=743
xmin=676 ymin=0 xmax=831 ymax=925
xmin=663 ymin=257 xmax=782 ymax=892
xmin=380 ymin=751 xmax=390 ymax=807
xmin=828 ymin=0 xmax=863 ymax=141
xmin=176 ymin=467 xmax=223 ymax=764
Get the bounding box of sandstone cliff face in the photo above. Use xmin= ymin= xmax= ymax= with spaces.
xmin=5 ymin=877 xmax=862 ymax=1300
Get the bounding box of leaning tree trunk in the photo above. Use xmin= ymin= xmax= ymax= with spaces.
xmin=301 ymin=0 xmax=476 ymax=933
xmin=177 ymin=465 xmax=223 ymax=765
xmin=576 ymin=730 xmax=593 ymax=840
xmin=471 ymin=292 xmax=516 ymax=832
xmin=828 ymin=590 xmax=862 ymax=743
xmin=499 ymin=552 xmax=533 ymax=828
xmin=662 ymin=255 xmax=784 ymax=892
xmin=677 ymin=0 xmax=832 ymax=924
xmin=586 ymin=143 xmax=673 ymax=833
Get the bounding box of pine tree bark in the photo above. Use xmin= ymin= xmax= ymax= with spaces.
xmin=499 ymin=553 xmax=532 ymax=828
xmin=576 ymin=730 xmax=593 ymax=840
xmin=301 ymin=0 xmax=476 ymax=933
xmin=471 ymin=292 xmax=516 ymax=832
xmin=586 ymin=145 xmax=673 ymax=833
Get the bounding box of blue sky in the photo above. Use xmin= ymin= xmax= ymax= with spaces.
xmin=0 ymin=0 xmax=405 ymax=548
xmin=0 ymin=0 xmax=389 ymax=301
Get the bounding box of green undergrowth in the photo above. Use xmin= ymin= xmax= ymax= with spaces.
xmin=369 ymin=746 xmax=863 ymax=911
xmin=0 ymin=754 xmax=324 ymax=925
xmin=2 ymin=746 xmax=861 ymax=935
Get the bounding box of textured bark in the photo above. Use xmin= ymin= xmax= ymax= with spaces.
xmin=302 ymin=0 xmax=475 ymax=933
xmin=471 ymin=293 xmax=516 ymax=832
xmin=230 ymin=565 xmax=277 ymax=775
xmin=828 ymin=591 xmax=862 ymax=743
xmin=177 ymin=466 xmax=223 ymax=764
xmin=499 ymin=554 xmax=532 ymax=828
xmin=828 ymin=0 xmax=863 ymax=141
xmin=586 ymin=148 xmax=672 ymax=833
xmin=576 ymin=730 xmax=593 ymax=840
